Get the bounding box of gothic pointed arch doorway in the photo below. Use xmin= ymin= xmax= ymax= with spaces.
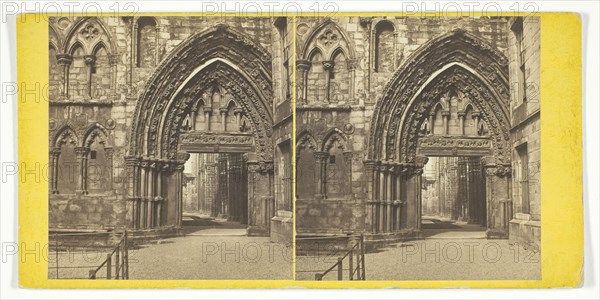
xmin=126 ymin=24 xmax=275 ymax=235
xmin=366 ymin=30 xmax=512 ymax=239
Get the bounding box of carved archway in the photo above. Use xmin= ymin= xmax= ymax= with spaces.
xmin=126 ymin=24 xmax=274 ymax=232
xmin=365 ymin=30 xmax=511 ymax=238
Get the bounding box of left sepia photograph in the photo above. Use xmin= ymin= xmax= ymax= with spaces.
xmin=47 ymin=16 xmax=293 ymax=280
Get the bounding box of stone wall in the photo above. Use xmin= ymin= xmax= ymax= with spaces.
xmin=508 ymin=16 xmax=541 ymax=250
xmin=295 ymin=16 xmax=510 ymax=235
xmin=48 ymin=16 xmax=291 ymax=239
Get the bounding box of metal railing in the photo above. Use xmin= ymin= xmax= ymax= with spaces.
xmin=89 ymin=231 xmax=129 ymax=279
xmin=314 ymin=235 xmax=366 ymax=281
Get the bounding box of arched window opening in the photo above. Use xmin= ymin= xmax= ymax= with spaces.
xmin=374 ymin=21 xmax=395 ymax=73
xmin=324 ymin=136 xmax=351 ymax=199
xmin=296 ymin=146 xmax=317 ymax=200
xmin=87 ymin=138 xmax=110 ymax=194
xmin=306 ymin=50 xmax=326 ymax=103
xmin=137 ymin=17 xmax=158 ymax=68
xmin=92 ymin=45 xmax=110 ymax=99
xmin=49 ymin=45 xmax=60 ymax=99
xmin=68 ymin=44 xmax=86 ymax=99
xmin=330 ymin=50 xmax=349 ymax=103
xmin=56 ymin=131 xmax=78 ymax=194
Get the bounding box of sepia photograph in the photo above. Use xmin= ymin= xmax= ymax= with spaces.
xmin=46 ymin=16 xmax=293 ymax=280
xmin=294 ymin=16 xmax=541 ymax=280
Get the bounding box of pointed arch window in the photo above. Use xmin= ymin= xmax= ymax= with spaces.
xmin=374 ymin=21 xmax=395 ymax=73
xmin=136 ymin=17 xmax=158 ymax=68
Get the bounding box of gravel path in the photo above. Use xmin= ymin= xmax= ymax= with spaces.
xmin=296 ymin=238 xmax=540 ymax=281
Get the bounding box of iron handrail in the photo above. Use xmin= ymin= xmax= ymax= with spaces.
xmin=314 ymin=235 xmax=366 ymax=281
xmin=88 ymin=231 xmax=129 ymax=280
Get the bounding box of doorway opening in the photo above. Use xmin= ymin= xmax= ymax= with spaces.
xmin=421 ymin=156 xmax=487 ymax=238
xmin=181 ymin=153 xmax=248 ymax=235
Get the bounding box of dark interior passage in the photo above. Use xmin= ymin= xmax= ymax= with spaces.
xmin=421 ymin=156 xmax=487 ymax=231
xmin=182 ymin=153 xmax=248 ymax=225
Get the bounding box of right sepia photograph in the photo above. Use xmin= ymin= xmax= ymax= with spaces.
xmin=294 ymin=16 xmax=541 ymax=281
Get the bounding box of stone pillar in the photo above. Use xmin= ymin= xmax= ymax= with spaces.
xmin=428 ymin=112 xmax=435 ymax=135
xmin=441 ymin=110 xmax=450 ymax=135
xmin=204 ymin=107 xmax=212 ymax=131
xmin=322 ymin=61 xmax=334 ymax=102
xmin=234 ymin=107 xmax=243 ymax=130
xmin=483 ymin=157 xmax=512 ymax=239
xmin=74 ymin=147 xmax=89 ymax=195
xmin=56 ymin=54 xmax=72 ymax=99
xmin=386 ymin=163 xmax=394 ymax=232
xmin=139 ymin=161 xmax=148 ymax=229
xmin=246 ymin=159 xmax=274 ymax=236
xmin=49 ymin=148 xmax=60 ymax=194
xmin=125 ymin=156 xmax=139 ymax=229
xmin=190 ymin=108 xmax=197 ymax=130
xmin=392 ymin=32 xmax=398 ymax=69
xmin=296 ymin=60 xmax=311 ymax=102
xmin=473 ymin=111 xmax=481 ymax=134
xmin=174 ymin=163 xmax=185 ymax=228
xmin=219 ymin=108 xmax=228 ymax=131
xmin=404 ymin=157 xmax=428 ymax=233
xmin=394 ymin=166 xmax=404 ymax=231
xmin=313 ymin=151 xmax=328 ymax=199
xmin=458 ymin=112 xmax=466 ymax=135
xmin=378 ymin=164 xmax=386 ymax=233
xmin=347 ymin=60 xmax=356 ymax=101
xmin=83 ymin=55 xmax=96 ymax=98
xmin=364 ymin=160 xmax=378 ymax=233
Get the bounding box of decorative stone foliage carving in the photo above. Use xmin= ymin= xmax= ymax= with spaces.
xmin=367 ymin=30 xmax=510 ymax=164
xmin=128 ymin=25 xmax=273 ymax=162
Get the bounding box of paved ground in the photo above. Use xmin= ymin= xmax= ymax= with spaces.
xmin=49 ymin=216 xmax=293 ymax=280
xmin=296 ymin=221 xmax=540 ymax=281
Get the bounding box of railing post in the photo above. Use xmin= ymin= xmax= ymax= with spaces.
xmin=360 ymin=234 xmax=366 ymax=280
xmin=89 ymin=270 xmax=96 ymax=279
xmin=337 ymin=257 xmax=343 ymax=281
xmin=55 ymin=233 xmax=59 ymax=279
xmin=349 ymin=249 xmax=354 ymax=280
xmin=124 ymin=231 xmax=129 ymax=279
xmin=115 ymin=244 xmax=120 ymax=279
xmin=106 ymin=253 xmax=112 ymax=280
xmin=356 ymin=247 xmax=361 ymax=279
xmin=315 ymin=273 xmax=323 ymax=280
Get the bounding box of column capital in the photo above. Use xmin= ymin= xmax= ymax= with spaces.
xmin=233 ymin=107 xmax=244 ymax=115
xmin=322 ymin=60 xmax=335 ymax=71
xmin=441 ymin=110 xmax=451 ymax=117
xmin=363 ymin=159 xmax=379 ymax=170
xmin=56 ymin=54 xmax=73 ymax=65
xmin=313 ymin=151 xmax=329 ymax=163
xmin=83 ymin=55 xmax=96 ymax=66
xmin=296 ymin=59 xmax=311 ymax=70
xmin=203 ymin=107 xmax=213 ymax=114
xmin=219 ymin=107 xmax=229 ymax=114
xmin=74 ymin=147 xmax=90 ymax=156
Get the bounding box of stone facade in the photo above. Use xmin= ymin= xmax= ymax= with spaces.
xmin=48 ymin=16 xmax=292 ymax=242
xmin=508 ymin=16 xmax=541 ymax=250
xmin=295 ymin=16 xmax=539 ymax=248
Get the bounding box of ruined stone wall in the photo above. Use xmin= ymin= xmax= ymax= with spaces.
xmin=508 ymin=16 xmax=541 ymax=249
xmin=48 ymin=17 xmax=282 ymax=231
xmin=295 ymin=16 xmax=509 ymax=234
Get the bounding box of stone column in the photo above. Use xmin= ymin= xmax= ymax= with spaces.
xmin=441 ymin=110 xmax=450 ymax=135
xmin=458 ymin=112 xmax=466 ymax=135
xmin=314 ymin=151 xmax=328 ymax=199
xmin=322 ymin=60 xmax=334 ymax=102
xmin=392 ymin=32 xmax=399 ymax=69
xmin=234 ymin=107 xmax=243 ymax=130
xmin=428 ymin=112 xmax=435 ymax=135
xmin=246 ymin=159 xmax=274 ymax=236
xmin=473 ymin=111 xmax=481 ymax=134
xmin=49 ymin=148 xmax=60 ymax=194
xmin=378 ymin=164 xmax=386 ymax=233
xmin=404 ymin=157 xmax=428 ymax=233
xmin=296 ymin=60 xmax=311 ymax=102
xmin=364 ymin=160 xmax=378 ymax=233
xmin=139 ymin=161 xmax=149 ymax=229
xmin=83 ymin=55 xmax=96 ymax=98
xmin=394 ymin=166 xmax=404 ymax=231
xmin=74 ymin=147 xmax=89 ymax=195
xmin=483 ymin=157 xmax=511 ymax=239
xmin=56 ymin=54 xmax=72 ymax=99
xmin=190 ymin=108 xmax=198 ymax=131
xmin=204 ymin=107 xmax=212 ymax=131
xmin=219 ymin=108 xmax=228 ymax=131
xmin=386 ymin=163 xmax=394 ymax=232
xmin=174 ymin=163 xmax=185 ymax=228
xmin=347 ymin=60 xmax=356 ymax=101
xmin=125 ymin=156 xmax=139 ymax=229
